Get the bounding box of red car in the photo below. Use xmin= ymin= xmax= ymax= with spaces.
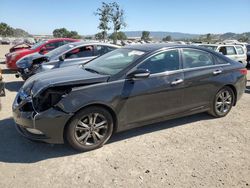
xmin=5 ymin=38 xmax=79 ymax=70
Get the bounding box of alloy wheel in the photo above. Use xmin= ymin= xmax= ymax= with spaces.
xmin=74 ymin=113 xmax=108 ymax=146
xmin=215 ymin=90 xmax=233 ymax=115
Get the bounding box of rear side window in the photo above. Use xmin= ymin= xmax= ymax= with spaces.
xmin=226 ymin=46 xmax=236 ymax=55
xmin=214 ymin=55 xmax=229 ymax=65
xmin=95 ymin=45 xmax=116 ymax=56
xmin=182 ymin=49 xmax=214 ymax=68
xmin=138 ymin=50 xmax=180 ymax=74
xmin=235 ymin=46 xmax=244 ymax=55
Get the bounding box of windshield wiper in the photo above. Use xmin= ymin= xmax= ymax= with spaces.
xmin=84 ymin=67 xmax=100 ymax=74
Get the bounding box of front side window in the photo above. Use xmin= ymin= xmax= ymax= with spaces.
xmin=183 ymin=49 xmax=214 ymax=68
xmin=65 ymin=45 xmax=94 ymax=59
xmin=235 ymin=46 xmax=244 ymax=55
xmin=138 ymin=50 xmax=180 ymax=74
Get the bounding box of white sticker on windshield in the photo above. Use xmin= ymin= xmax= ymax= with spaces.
xmin=128 ymin=50 xmax=145 ymax=56
xmin=69 ymin=45 xmax=74 ymax=48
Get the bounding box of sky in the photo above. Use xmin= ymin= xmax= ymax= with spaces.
xmin=1 ymin=0 xmax=250 ymax=35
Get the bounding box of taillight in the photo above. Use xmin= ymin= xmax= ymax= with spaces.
xmin=239 ymin=68 xmax=248 ymax=75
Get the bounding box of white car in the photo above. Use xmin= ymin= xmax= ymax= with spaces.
xmin=198 ymin=44 xmax=247 ymax=67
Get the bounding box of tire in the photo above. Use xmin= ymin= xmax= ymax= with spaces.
xmin=209 ymin=86 xmax=235 ymax=118
xmin=66 ymin=106 xmax=114 ymax=152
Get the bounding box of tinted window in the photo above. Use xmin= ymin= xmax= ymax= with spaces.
xmin=183 ymin=49 xmax=214 ymax=68
xmin=65 ymin=45 xmax=94 ymax=59
xmin=214 ymin=55 xmax=229 ymax=65
xmin=219 ymin=47 xmax=227 ymax=55
xmin=138 ymin=50 xmax=180 ymax=74
xmin=247 ymin=45 xmax=250 ymax=52
xmin=96 ymin=45 xmax=116 ymax=56
xmin=226 ymin=46 xmax=236 ymax=55
xmin=235 ymin=46 xmax=244 ymax=55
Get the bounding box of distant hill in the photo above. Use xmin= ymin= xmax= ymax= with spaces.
xmin=124 ymin=31 xmax=200 ymax=40
xmin=122 ymin=31 xmax=250 ymax=42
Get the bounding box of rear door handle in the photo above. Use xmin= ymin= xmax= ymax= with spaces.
xmin=171 ymin=79 xmax=184 ymax=85
xmin=213 ymin=70 xmax=222 ymax=75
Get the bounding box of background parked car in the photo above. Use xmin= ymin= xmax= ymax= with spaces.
xmin=1 ymin=38 xmax=11 ymax=45
xmin=16 ymin=42 xmax=119 ymax=80
xmin=13 ymin=44 xmax=247 ymax=151
xmin=199 ymin=44 xmax=247 ymax=67
xmin=9 ymin=42 xmax=32 ymax=53
xmin=5 ymin=38 xmax=80 ymax=70
xmin=246 ymin=44 xmax=250 ymax=67
xmin=0 ymin=68 xmax=5 ymax=96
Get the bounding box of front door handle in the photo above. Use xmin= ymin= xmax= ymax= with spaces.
xmin=171 ymin=79 xmax=184 ymax=85
xmin=213 ymin=70 xmax=222 ymax=75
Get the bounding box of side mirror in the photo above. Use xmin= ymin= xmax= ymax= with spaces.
xmin=127 ymin=69 xmax=150 ymax=80
xmin=59 ymin=54 xmax=65 ymax=61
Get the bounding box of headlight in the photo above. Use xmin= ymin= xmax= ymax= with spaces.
xmin=11 ymin=53 xmax=19 ymax=60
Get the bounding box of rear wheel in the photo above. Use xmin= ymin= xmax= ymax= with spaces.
xmin=209 ymin=86 xmax=235 ymax=118
xmin=66 ymin=107 xmax=113 ymax=151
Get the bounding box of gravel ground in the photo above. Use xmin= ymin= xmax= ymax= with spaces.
xmin=0 ymin=45 xmax=249 ymax=188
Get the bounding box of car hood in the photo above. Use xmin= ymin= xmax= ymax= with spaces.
xmin=16 ymin=53 xmax=45 ymax=68
xmin=22 ymin=65 xmax=110 ymax=96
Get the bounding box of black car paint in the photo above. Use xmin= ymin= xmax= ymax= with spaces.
xmin=12 ymin=44 xmax=246 ymax=144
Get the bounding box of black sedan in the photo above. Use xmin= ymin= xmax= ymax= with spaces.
xmin=16 ymin=42 xmax=119 ymax=80
xmin=12 ymin=44 xmax=247 ymax=151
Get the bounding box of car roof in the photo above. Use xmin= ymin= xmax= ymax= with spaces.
xmin=68 ymin=41 xmax=120 ymax=48
xmin=46 ymin=38 xmax=79 ymax=42
xmin=123 ymin=43 xmax=205 ymax=52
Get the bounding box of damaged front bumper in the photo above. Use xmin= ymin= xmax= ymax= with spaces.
xmin=12 ymin=90 xmax=72 ymax=144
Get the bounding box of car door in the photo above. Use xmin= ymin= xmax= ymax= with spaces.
xmin=121 ymin=49 xmax=185 ymax=126
xmin=181 ymin=48 xmax=227 ymax=111
xmin=60 ymin=45 xmax=95 ymax=68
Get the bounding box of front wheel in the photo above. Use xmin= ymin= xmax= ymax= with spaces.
xmin=66 ymin=107 xmax=113 ymax=152
xmin=209 ymin=86 xmax=235 ymax=118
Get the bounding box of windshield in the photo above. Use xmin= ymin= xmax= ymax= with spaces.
xmin=199 ymin=45 xmax=217 ymax=51
xmin=84 ymin=48 xmax=146 ymax=75
xmin=45 ymin=43 xmax=75 ymax=60
xmin=30 ymin=40 xmax=46 ymax=50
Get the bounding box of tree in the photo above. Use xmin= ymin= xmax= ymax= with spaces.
xmin=162 ymin=35 xmax=172 ymax=41
xmin=0 ymin=23 xmax=14 ymax=37
xmin=206 ymin=33 xmax=212 ymax=42
xmin=53 ymin=28 xmax=81 ymax=39
xmin=95 ymin=32 xmax=104 ymax=40
xmin=141 ymin=31 xmax=150 ymax=41
xmin=109 ymin=2 xmax=126 ymax=44
xmin=109 ymin=31 xmax=127 ymax=41
xmin=94 ymin=2 xmax=112 ymax=41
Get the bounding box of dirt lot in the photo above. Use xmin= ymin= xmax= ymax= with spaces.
xmin=0 ymin=44 xmax=249 ymax=188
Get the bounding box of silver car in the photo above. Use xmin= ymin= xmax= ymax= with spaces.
xmin=16 ymin=42 xmax=120 ymax=80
